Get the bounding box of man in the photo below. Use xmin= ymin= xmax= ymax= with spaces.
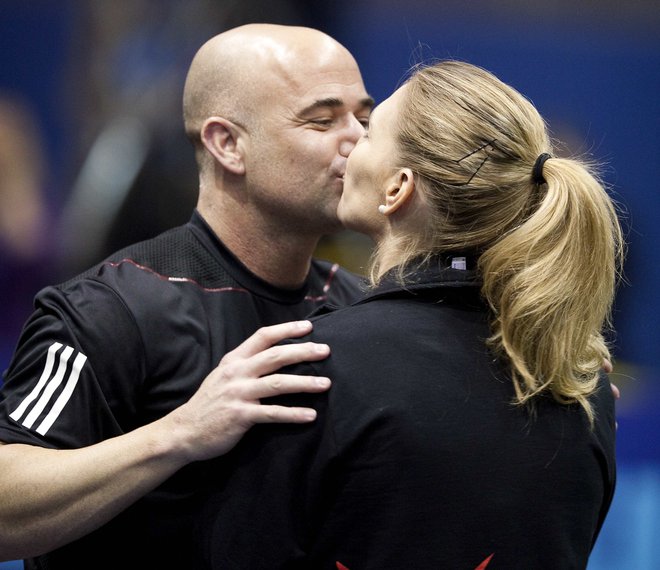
xmin=0 ymin=24 xmax=373 ymax=567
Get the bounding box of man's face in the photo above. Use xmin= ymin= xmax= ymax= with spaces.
xmin=244 ymin=50 xmax=373 ymax=237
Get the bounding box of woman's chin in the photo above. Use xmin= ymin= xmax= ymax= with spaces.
xmin=338 ymin=219 xmax=376 ymax=243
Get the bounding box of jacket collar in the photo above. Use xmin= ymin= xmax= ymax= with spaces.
xmin=311 ymin=255 xmax=483 ymax=317
xmin=365 ymin=255 xmax=482 ymax=301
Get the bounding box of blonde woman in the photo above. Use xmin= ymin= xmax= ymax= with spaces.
xmin=197 ymin=61 xmax=624 ymax=569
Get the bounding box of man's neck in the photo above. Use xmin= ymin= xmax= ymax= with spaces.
xmin=199 ymin=205 xmax=320 ymax=289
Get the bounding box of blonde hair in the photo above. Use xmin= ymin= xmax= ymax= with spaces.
xmin=377 ymin=60 xmax=624 ymax=422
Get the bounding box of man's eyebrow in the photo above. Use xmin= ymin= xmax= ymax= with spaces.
xmin=360 ymin=96 xmax=376 ymax=111
xmin=299 ymin=96 xmax=375 ymax=116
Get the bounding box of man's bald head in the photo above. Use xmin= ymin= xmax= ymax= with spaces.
xmin=182 ymin=24 xmax=359 ymax=145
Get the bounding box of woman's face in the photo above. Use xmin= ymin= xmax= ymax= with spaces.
xmin=338 ymin=85 xmax=408 ymax=239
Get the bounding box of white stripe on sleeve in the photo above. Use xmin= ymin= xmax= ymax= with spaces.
xmin=9 ymin=342 xmax=63 ymax=422
xmin=22 ymin=345 xmax=75 ymax=429
xmin=36 ymin=352 xmax=88 ymax=436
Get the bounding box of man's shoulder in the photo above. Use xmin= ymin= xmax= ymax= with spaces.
xmin=57 ymin=223 xmax=241 ymax=294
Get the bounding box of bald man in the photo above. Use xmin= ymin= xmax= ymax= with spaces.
xmin=0 ymin=24 xmax=373 ymax=567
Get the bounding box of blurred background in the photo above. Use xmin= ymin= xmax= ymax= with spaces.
xmin=0 ymin=1 xmax=658 ymax=568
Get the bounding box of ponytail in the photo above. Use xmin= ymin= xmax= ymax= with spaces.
xmin=480 ymin=157 xmax=624 ymax=423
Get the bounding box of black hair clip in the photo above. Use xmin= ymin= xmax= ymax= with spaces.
xmin=454 ymin=139 xmax=498 ymax=185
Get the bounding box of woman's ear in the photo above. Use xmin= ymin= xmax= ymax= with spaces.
xmin=380 ymin=168 xmax=416 ymax=215
xmin=200 ymin=117 xmax=245 ymax=175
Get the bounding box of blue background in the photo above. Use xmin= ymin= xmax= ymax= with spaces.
xmin=1 ymin=1 xmax=658 ymax=567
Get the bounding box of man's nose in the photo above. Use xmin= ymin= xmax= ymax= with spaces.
xmin=339 ymin=116 xmax=366 ymax=157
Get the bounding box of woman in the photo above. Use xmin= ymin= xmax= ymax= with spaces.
xmin=197 ymin=61 xmax=624 ymax=569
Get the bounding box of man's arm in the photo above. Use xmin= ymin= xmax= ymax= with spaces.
xmin=0 ymin=320 xmax=329 ymax=561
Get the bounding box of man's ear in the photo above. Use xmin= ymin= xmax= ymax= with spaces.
xmin=201 ymin=117 xmax=245 ymax=175
xmin=380 ymin=168 xmax=416 ymax=215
